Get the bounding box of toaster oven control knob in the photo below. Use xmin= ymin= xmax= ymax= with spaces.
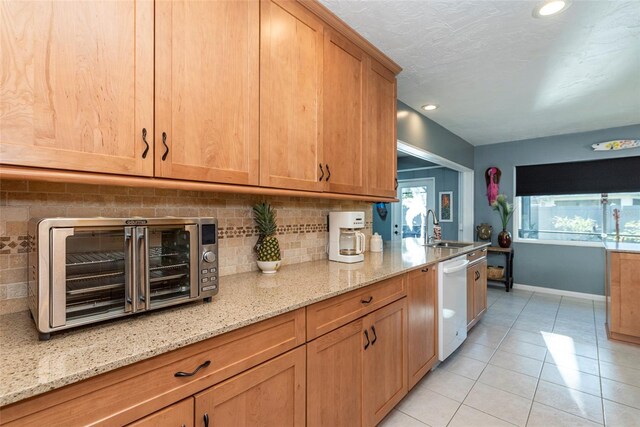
xmin=203 ymin=251 xmax=216 ymax=263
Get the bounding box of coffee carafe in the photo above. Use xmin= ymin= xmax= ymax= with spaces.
xmin=329 ymin=211 xmax=366 ymax=263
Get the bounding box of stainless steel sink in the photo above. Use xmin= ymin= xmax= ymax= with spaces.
xmin=425 ymin=241 xmax=471 ymax=248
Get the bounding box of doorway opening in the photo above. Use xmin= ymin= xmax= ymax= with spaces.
xmin=392 ymin=178 xmax=435 ymax=241
xmin=372 ymin=140 xmax=474 ymax=243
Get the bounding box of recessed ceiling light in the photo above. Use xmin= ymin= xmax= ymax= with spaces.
xmin=422 ymin=104 xmax=438 ymax=111
xmin=533 ymin=0 xmax=570 ymax=18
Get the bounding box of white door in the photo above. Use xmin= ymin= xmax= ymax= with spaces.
xmin=392 ymin=178 xmax=436 ymax=241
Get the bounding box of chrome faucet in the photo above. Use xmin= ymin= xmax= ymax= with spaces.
xmin=424 ymin=209 xmax=440 ymax=245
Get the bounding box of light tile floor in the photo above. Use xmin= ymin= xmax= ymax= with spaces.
xmin=380 ymin=286 xmax=640 ymax=427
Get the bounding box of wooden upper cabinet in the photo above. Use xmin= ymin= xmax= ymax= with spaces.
xmin=154 ymin=0 xmax=259 ymax=185
xmin=366 ymin=60 xmax=397 ymax=198
xmin=0 ymin=0 xmax=154 ymax=176
xmin=322 ymin=29 xmax=368 ymax=195
xmin=260 ymin=0 xmax=324 ymax=191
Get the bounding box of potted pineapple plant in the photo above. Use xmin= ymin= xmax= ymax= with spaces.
xmin=253 ymin=202 xmax=282 ymax=273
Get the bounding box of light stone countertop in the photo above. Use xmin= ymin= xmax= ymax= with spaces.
xmin=603 ymin=241 xmax=640 ymax=253
xmin=0 ymin=239 xmax=489 ymax=406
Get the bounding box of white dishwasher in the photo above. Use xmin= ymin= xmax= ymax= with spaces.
xmin=438 ymin=255 xmax=470 ymax=361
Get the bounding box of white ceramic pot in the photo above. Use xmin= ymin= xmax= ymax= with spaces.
xmin=257 ymin=260 xmax=282 ymax=274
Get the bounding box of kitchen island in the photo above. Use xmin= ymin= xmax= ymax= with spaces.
xmin=604 ymin=241 xmax=640 ymax=345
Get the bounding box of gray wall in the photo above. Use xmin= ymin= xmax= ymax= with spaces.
xmin=372 ymin=202 xmax=393 ymax=241
xmin=374 ymin=102 xmax=474 ymax=241
xmin=397 ymin=101 xmax=474 ymax=169
xmin=397 ymin=167 xmax=459 ymax=240
xmin=474 ymin=124 xmax=640 ymax=295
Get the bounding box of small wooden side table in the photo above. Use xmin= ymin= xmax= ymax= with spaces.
xmin=487 ymin=246 xmax=514 ymax=292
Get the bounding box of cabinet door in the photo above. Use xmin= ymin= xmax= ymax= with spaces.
xmin=466 ymin=265 xmax=476 ymax=327
xmin=195 ymin=347 xmax=305 ymax=427
xmin=260 ymin=0 xmax=324 ymax=191
xmin=474 ymin=260 xmax=488 ymax=319
xmin=155 ymin=0 xmax=259 ymax=185
xmin=129 ymin=398 xmax=194 ymax=427
xmin=407 ymin=267 xmax=438 ymax=390
xmin=323 ymin=29 xmax=367 ymax=195
xmin=0 ymin=0 xmax=154 ymax=176
xmin=610 ymin=252 xmax=640 ymax=337
xmin=363 ymin=298 xmax=408 ymax=426
xmin=366 ymin=60 xmax=397 ymax=198
xmin=307 ymin=319 xmax=365 ymax=427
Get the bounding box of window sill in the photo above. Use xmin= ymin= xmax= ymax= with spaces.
xmin=513 ymin=238 xmax=606 ymax=249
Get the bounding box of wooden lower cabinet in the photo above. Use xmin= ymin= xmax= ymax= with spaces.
xmin=362 ymin=299 xmax=408 ymax=426
xmin=607 ymin=251 xmax=640 ymax=343
xmin=194 ymin=347 xmax=306 ymax=427
xmin=0 ymin=310 xmax=305 ymax=427
xmin=307 ymin=298 xmax=407 ymax=427
xmin=3 ymin=273 xmax=433 ymax=427
xmin=406 ymin=266 xmax=438 ymax=390
xmin=129 ymin=398 xmax=194 ymax=427
xmin=467 ymin=259 xmax=487 ymax=329
xmin=307 ymin=318 xmax=364 ymax=427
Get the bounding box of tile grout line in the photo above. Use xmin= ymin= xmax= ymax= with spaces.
xmin=444 ymin=287 xmax=511 ymax=425
xmin=446 ymin=289 xmax=533 ymax=427
xmin=523 ymin=292 xmax=561 ymax=426
xmin=395 ymin=408 xmax=433 ymax=427
xmin=593 ymin=297 xmax=607 ymax=426
xmin=445 ymin=287 xmax=506 ymax=427
xmin=529 ymin=297 xmax=610 ymax=426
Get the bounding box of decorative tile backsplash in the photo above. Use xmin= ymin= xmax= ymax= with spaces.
xmin=0 ymin=180 xmax=372 ymax=313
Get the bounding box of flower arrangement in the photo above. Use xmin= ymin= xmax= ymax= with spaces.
xmin=491 ymin=194 xmax=515 ymax=231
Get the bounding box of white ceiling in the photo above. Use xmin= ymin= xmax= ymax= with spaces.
xmin=319 ymin=0 xmax=640 ymax=145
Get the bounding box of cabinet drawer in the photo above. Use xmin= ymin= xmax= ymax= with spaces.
xmin=467 ymin=247 xmax=487 ymax=264
xmin=128 ymin=398 xmax=194 ymax=427
xmin=1 ymin=309 xmax=305 ymax=427
xmin=307 ymin=275 xmax=406 ymax=340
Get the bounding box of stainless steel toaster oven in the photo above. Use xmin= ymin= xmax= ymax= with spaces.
xmin=28 ymin=217 xmax=218 ymax=340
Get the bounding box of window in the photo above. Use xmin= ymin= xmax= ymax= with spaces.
xmin=517 ymin=192 xmax=640 ymax=243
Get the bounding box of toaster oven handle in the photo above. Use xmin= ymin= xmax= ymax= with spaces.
xmin=50 ymin=227 xmax=75 ymax=328
xmin=185 ymin=224 xmax=199 ymax=299
xmin=124 ymin=227 xmax=136 ymax=313
xmin=137 ymin=227 xmax=149 ymax=311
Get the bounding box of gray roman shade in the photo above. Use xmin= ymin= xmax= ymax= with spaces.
xmin=515 ymin=156 xmax=640 ymax=196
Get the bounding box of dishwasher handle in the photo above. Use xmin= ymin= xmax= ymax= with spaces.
xmin=443 ymin=260 xmax=469 ymax=274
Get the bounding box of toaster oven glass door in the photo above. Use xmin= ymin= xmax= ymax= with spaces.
xmin=143 ymin=224 xmax=198 ymax=309
xmin=59 ymin=227 xmax=130 ymax=325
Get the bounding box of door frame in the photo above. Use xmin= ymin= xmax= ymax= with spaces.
xmin=397 ymin=140 xmax=475 ymax=242
xmin=391 ymin=178 xmax=436 ymax=241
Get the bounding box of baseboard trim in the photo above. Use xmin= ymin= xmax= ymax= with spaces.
xmin=511 ymin=283 xmax=605 ymax=301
